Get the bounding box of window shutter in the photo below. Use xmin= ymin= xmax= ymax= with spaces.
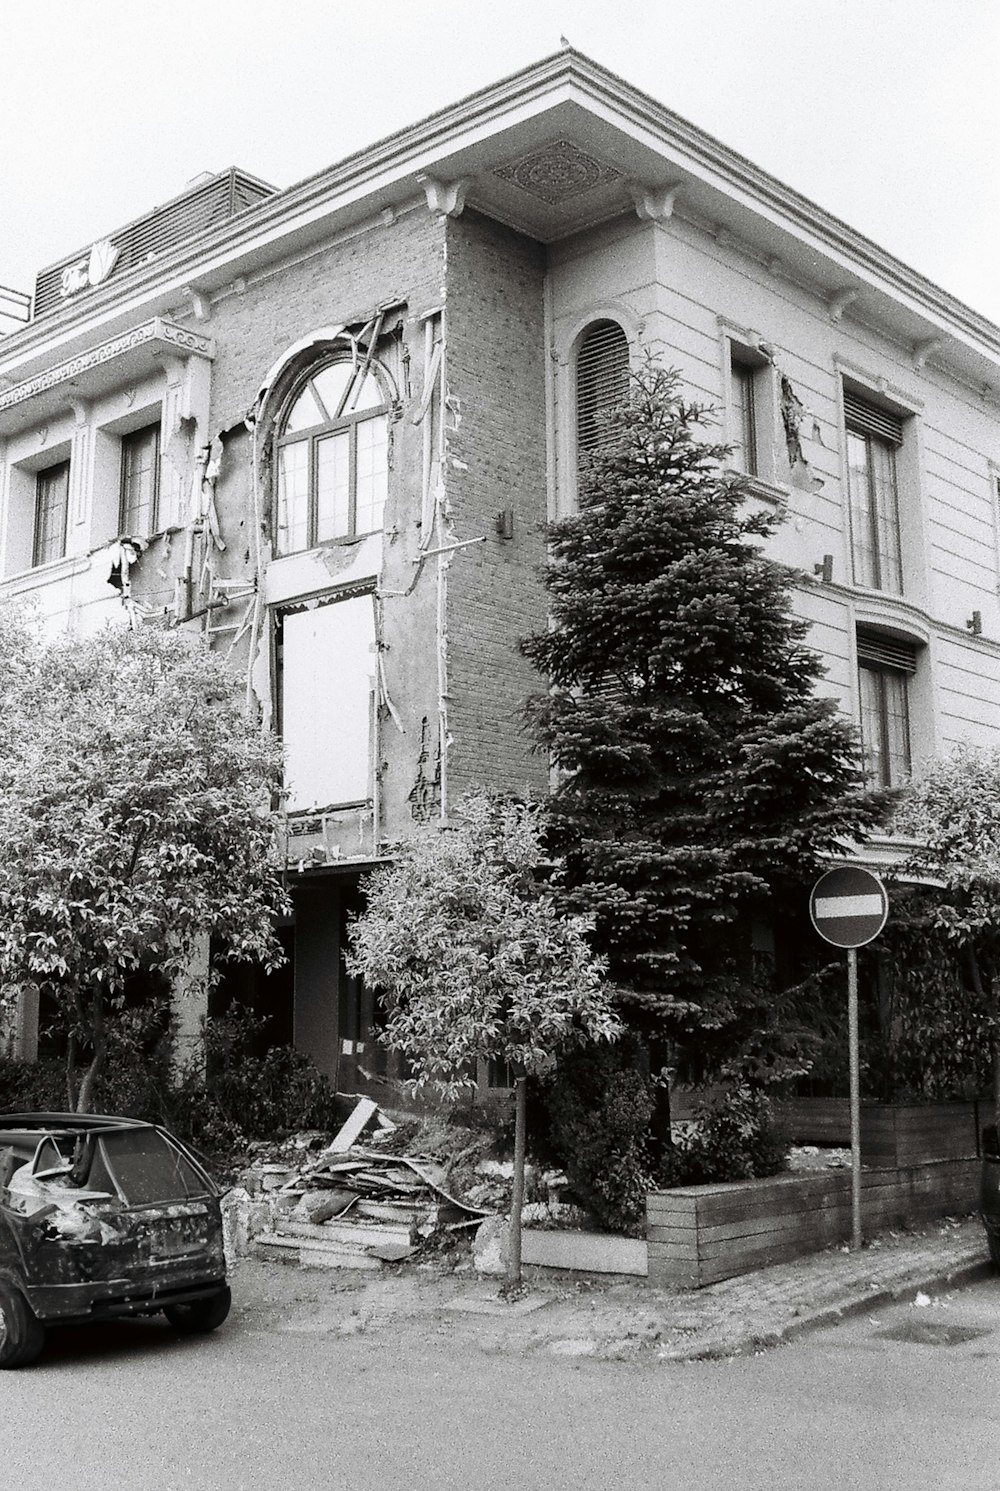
xmin=844 ymin=391 xmax=904 ymax=446
xmin=577 ymin=320 xmax=629 ymax=455
xmin=856 ymin=630 xmax=917 ymax=673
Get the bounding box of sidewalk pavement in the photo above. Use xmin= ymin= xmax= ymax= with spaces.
xmin=232 ymin=1214 xmax=993 ymax=1364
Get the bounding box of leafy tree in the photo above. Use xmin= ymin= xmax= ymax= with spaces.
xmin=0 ymin=610 xmax=289 ymax=1112
xmin=520 ymin=363 xmax=886 ymax=1116
xmin=892 ymin=743 xmax=1000 ymax=1129
xmin=347 ymin=792 xmax=619 ymax=1289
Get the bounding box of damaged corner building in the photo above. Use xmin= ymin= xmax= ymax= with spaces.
xmin=2 ymin=55 xmax=1000 ymax=1096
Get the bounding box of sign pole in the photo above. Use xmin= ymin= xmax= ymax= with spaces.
xmin=809 ymin=864 xmax=888 ymax=1257
xmin=847 ymin=946 xmax=862 ymax=1250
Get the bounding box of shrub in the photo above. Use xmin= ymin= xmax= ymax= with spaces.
xmin=663 ymin=1086 xmax=790 ymax=1187
xmin=0 ymin=1055 xmax=68 ymax=1113
xmin=541 ymin=1034 xmax=655 ymax=1235
xmin=85 ymin=999 xmax=176 ymax=1122
xmin=158 ymin=1011 xmax=350 ymax=1163
xmin=0 ymin=1010 xmax=348 ymax=1172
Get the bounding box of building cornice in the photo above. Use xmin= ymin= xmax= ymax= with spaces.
xmin=553 ymin=54 xmax=1000 ymax=362
xmin=0 ymin=319 xmax=213 ymax=422
xmin=2 ymin=49 xmax=999 ymax=385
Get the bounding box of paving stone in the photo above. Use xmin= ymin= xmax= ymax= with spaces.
xmin=240 ymin=1215 xmax=991 ymax=1364
xmin=547 ymin=1338 xmax=598 ymax=1356
xmin=444 ymin=1292 xmax=551 ymax=1316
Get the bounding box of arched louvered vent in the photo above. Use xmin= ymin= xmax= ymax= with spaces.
xmin=576 ymin=320 xmax=629 ymax=460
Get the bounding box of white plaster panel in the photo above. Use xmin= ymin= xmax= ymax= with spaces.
xmin=282 ymin=594 xmax=376 ymax=811
xmin=264 ymin=537 xmax=381 ymax=607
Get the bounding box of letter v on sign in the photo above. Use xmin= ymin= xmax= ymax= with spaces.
xmin=809 ymin=865 xmax=888 ymax=950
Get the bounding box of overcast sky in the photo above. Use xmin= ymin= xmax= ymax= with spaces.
xmin=3 ymin=0 xmax=998 ymax=324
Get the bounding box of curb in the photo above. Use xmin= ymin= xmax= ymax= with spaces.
xmin=661 ymin=1252 xmax=994 ymax=1362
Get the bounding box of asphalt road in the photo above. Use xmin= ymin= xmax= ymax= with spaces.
xmin=7 ymin=1272 xmax=1000 ymax=1490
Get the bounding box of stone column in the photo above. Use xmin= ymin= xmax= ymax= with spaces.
xmin=8 ymin=986 xmax=40 ymax=1062
xmin=67 ymin=398 xmax=94 ymax=539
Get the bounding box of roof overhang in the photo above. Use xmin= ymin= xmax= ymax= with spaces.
xmin=2 ymin=49 xmax=999 ymax=401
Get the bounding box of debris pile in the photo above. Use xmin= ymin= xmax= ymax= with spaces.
xmin=234 ymin=1098 xmax=498 ymax=1268
xmin=283 ymin=1140 xmax=487 ymax=1237
xmin=788 ymin=1146 xmax=851 ymax=1171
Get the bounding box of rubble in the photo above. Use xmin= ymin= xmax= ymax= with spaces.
xmin=234 ymin=1099 xmax=607 ymax=1274
xmin=235 ymin=1099 xmax=495 ymax=1270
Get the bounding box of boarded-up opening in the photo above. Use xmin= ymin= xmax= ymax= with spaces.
xmin=279 ymin=593 xmax=376 ymax=812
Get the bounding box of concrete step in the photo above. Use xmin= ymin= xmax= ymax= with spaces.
xmin=253 ymin=1232 xmax=302 ymax=1260
xmin=276 ymin=1218 xmax=413 ymax=1249
xmin=253 ymin=1230 xmax=384 ymax=1271
xmin=298 ymin=1241 xmax=384 ymax=1271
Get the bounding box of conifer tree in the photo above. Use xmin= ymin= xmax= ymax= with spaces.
xmin=521 ymin=363 xmax=886 ymax=1095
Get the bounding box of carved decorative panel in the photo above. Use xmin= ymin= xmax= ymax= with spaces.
xmin=493 ymin=140 xmax=621 ymax=205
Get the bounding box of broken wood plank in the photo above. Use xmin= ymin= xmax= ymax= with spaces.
xmin=325 ymin=1097 xmax=380 ymax=1154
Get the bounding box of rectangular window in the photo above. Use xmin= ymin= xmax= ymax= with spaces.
xmin=277 ymin=594 xmax=376 ymax=812
xmin=315 ymin=431 xmax=351 ymax=542
xmin=119 ymin=424 xmax=161 ymax=538
xmin=845 ymin=392 xmax=904 ymax=594
xmin=277 ymin=442 xmax=310 ymax=554
xmin=857 ymin=631 xmax=915 ymax=787
xmin=276 ymin=413 xmax=388 ymax=555
xmin=33 ymin=461 xmax=70 ymax=567
xmin=729 ymin=356 xmax=759 ymax=476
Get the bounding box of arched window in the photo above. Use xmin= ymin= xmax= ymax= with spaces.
xmin=275 ymin=357 xmax=389 ymax=555
xmin=576 ymin=319 xmax=629 ymax=461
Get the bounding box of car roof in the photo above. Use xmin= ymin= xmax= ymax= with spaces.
xmin=0 ymin=1113 xmax=155 ymax=1134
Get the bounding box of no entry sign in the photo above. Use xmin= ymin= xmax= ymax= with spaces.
xmin=809 ymin=865 xmax=888 ymax=949
xmin=808 ymin=863 xmax=888 ymax=1253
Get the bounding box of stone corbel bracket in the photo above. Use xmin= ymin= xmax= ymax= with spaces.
xmin=828 ymin=288 xmax=861 ymax=324
xmin=183 ymin=286 xmax=212 ymax=323
xmin=627 ymin=180 xmax=685 ymax=222
xmin=912 ymin=336 xmax=943 ymax=371
xmin=418 ymin=175 xmax=471 ymax=219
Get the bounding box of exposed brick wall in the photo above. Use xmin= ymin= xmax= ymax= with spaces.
xmin=189 ymin=210 xmax=451 ymax=852
xmin=203 ymin=209 xmax=446 ymax=429
xmin=443 ymin=210 xmax=550 ymax=803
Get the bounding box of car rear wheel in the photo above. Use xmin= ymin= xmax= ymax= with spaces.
xmin=164 ymin=1285 xmax=231 ymax=1336
xmin=0 ymin=1281 xmax=45 ymax=1369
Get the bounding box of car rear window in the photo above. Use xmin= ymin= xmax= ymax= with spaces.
xmin=84 ymin=1130 xmax=210 ymax=1206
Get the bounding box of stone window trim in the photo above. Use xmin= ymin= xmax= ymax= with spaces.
xmin=717 ymin=323 xmax=783 ymax=494
xmin=843 ymin=384 xmax=908 ymax=597
xmin=119 ymin=421 xmax=162 ymax=540
xmin=853 ymin=622 xmax=926 ymax=789
xmin=856 ymin=632 xmax=915 ymax=788
xmin=837 ymin=366 xmax=928 ymax=611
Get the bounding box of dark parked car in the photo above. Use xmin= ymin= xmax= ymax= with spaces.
xmin=0 ymin=1113 xmax=230 ymax=1367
